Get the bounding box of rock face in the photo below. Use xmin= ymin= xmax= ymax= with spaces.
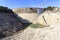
xmin=15 ymin=13 xmax=39 ymax=24
xmin=38 ymin=12 xmax=60 ymax=26
xmin=14 ymin=12 xmax=60 ymax=25
xmin=0 ymin=13 xmax=22 ymax=38
xmin=1 ymin=26 xmax=60 ymax=40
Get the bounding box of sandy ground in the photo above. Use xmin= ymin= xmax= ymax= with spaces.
xmin=1 ymin=25 xmax=60 ymax=40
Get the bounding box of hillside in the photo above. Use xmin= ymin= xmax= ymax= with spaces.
xmin=0 ymin=13 xmax=23 ymax=38
xmin=1 ymin=6 xmax=60 ymax=40
xmin=12 ymin=8 xmax=43 ymax=14
xmin=1 ymin=12 xmax=60 ymax=40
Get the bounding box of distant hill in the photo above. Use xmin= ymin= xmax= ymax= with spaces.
xmin=12 ymin=8 xmax=37 ymax=13
xmin=12 ymin=8 xmax=43 ymax=13
xmin=12 ymin=7 xmax=60 ymax=14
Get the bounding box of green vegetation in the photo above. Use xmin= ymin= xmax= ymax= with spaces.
xmin=30 ymin=24 xmax=46 ymax=28
xmin=22 ymin=23 xmax=46 ymax=29
xmin=0 ymin=6 xmax=13 ymax=13
xmin=43 ymin=6 xmax=55 ymax=11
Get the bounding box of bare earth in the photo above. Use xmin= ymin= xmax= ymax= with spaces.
xmin=1 ymin=25 xmax=60 ymax=40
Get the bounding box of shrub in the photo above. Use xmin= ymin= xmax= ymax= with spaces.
xmin=0 ymin=6 xmax=13 ymax=13
xmin=43 ymin=6 xmax=54 ymax=11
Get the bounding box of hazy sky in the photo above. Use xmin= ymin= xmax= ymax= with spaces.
xmin=0 ymin=0 xmax=60 ymax=9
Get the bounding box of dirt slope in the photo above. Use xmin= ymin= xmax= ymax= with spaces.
xmin=0 ymin=13 xmax=22 ymax=38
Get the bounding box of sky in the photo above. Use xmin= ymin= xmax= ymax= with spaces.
xmin=0 ymin=0 xmax=60 ymax=9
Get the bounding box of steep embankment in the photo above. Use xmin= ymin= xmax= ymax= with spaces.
xmin=15 ymin=13 xmax=39 ymax=24
xmin=0 ymin=13 xmax=22 ymax=38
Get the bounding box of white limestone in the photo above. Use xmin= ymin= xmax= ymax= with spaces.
xmin=38 ymin=12 xmax=60 ymax=26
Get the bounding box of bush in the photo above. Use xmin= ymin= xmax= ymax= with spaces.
xmin=0 ymin=6 xmax=13 ymax=13
xmin=43 ymin=6 xmax=54 ymax=11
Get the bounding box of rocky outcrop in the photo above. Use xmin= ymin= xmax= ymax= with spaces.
xmin=14 ymin=12 xmax=60 ymax=26
xmin=38 ymin=12 xmax=60 ymax=26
